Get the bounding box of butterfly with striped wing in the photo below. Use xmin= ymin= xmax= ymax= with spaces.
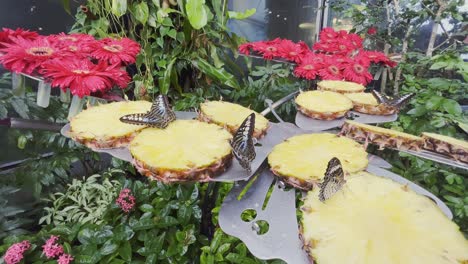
xmin=371 ymin=90 xmax=415 ymax=109
xmin=231 ymin=113 xmax=256 ymax=173
xmin=119 ymin=95 xmax=176 ymax=128
xmin=318 ymin=157 xmax=346 ymax=202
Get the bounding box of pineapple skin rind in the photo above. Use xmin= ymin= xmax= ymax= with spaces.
xmin=422 ymin=134 xmax=468 ymax=163
xmin=71 ymin=132 xmax=138 ymax=149
xmin=198 ymin=111 xmax=269 ymax=139
xmin=296 ymin=104 xmax=349 ymax=120
xmin=340 ymin=121 xmax=424 ymax=151
xmin=132 ymin=153 xmax=233 ymax=183
xmin=352 ymin=103 xmax=397 ymax=115
xmin=300 ymin=172 xmax=468 ymax=264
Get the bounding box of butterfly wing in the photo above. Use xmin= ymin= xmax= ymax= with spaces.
xmin=231 ymin=113 xmax=256 ymax=172
xmin=120 ymin=95 xmax=176 ymax=128
xmin=388 ymin=93 xmax=414 ymax=108
xmin=318 ymin=157 xmax=346 ymax=202
xmin=371 ymin=90 xmax=390 ymax=105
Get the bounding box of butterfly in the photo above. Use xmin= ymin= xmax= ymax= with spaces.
xmin=318 ymin=157 xmax=346 ymax=202
xmin=231 ymin=113 xmax=256 ymax=173
xmin=119 ymin=95 xmax=176 ymax=129
xmin=371 ymin=90 xmax=415 ymax=109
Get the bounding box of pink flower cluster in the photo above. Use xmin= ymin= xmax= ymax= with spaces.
xmin=116 ymin=188 xmax=136 ymax=213
xmin=42 ymin=236 xmax=73 ymax=263
xmin=239 ymin=27 xmax=397 ymax=85
xmin=0 ymin=27 xmax=140 ymax=98
xmin=3 ymin=240 xmax=31 ymax=264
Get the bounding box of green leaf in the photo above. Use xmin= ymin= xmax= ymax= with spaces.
xmin=429 ymin=61 xmax=448 ymax=70
xmin=442 ymin=99 xmax=462 ymax=116
xmin=186 ymin=0 xmax=208 ymax=29
xmin=119 ymin=241 xmax=132 ymax=261
xmin=228 ymin=8 xmax=256 ymax=20
xmin=134 ymin=2 xmax=149 ymax=25
xmin=0 ymin=104 xmax=7 ymax=118
xmin=17 ymin=135 xmax=27 ymax=149
xmin=100 ymin=240 xmax=119 ymax=255
xmin=61 ymin=0 xmax=71 ymax=15
xmin=193 ymin=58 xmax=240 ymax=89
xmin=425 ymin=96 xmax=443 ymax=110
xmin=111 ymin=0 xmax=127 ymax=17
xmin=161 ymin=58 xmax=176 ymax=95
xmin=77 ymin=228 xmax=93 ymax=245
xmin=139 ymin=204 xmax=154 ymax=213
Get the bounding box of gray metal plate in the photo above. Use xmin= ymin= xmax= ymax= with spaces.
xmin=219 ymin=165 xmax=453 ymax=264
xmin=295 ymin=111 xmax=397 ymax=131
xmin=400 ymin=149 xmax=468 ymax=170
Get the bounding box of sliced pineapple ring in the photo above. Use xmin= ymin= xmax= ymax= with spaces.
xmin=295 ymin=91 xmax=353 ymax=120
xmin=301 ymin=172 xmax=468 ymax=264
xmin=130 ymin=120 xmax=233 ymax=182
xmin=341 ymin=120 xmax=424 ymax=151
xmin=199 ymin=101 xmax=269 ymax=138
xmin=268 ymin=133 xmax=368 ymax=190
xmin=422 ymin=132 xmax=468 ymax=163
xmin=317 ymin=80 xmax=365 ymax=93
xmin=344 ymin=92 xmax=398 ymax=115
xmin=70 ymin=101 xmax=152 ymax=148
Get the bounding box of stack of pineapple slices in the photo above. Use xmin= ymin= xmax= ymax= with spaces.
xmin=344 ymin=92 xmax=398 ymax=115
xmin=341 ymin=120 xmax=468 ymax=162
xmin=317 ymin=80 xmax=366 ymax=93
xmin=295 ymin=91 xmax=353 ymax=120
xmin=268 ymin=133 xmax=368 ymax=190
xmin=69 ymin=101 xmax=152 ymax=148
xmin=301 ymin=171 xmax=468 ymax=264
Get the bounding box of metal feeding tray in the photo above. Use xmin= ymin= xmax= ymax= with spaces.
xmin=295 ymin=111 xmax=398 ymax=131
xmin=400 ymin=149 xmax=468 ymax=170
xmin=61 ymin=111 xmax=304 ymax=182
xmin=218 ymin=164 xmax=453 ymax=264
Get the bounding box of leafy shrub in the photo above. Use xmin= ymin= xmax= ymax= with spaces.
xmin=40 ymin=170 xmax=124 ymax=226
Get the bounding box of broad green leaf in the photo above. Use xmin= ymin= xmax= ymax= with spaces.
xmin=193 ymin=58 xmax=240 ymax=89
xmin=455 ymin=120 xmax=468 ymax=134
xmin=430 ymin=61 xmax=448 ymax=70
xmin=0 ymin=104 xmax=7 ymax=118
xmin=100 ymin=240 xmax=119 ymax=255
xmin=111 ymin=0 xmax=127 ymax=17
xmin=161 ymin=58 xmax=176 ymax=95
xmin=139 ymin=204 xmax=154 ymax=213
xmin=61 ymin=0 xmax=71 ymax=15
xmin=425 ymin=96 xmax=443 ymax=110
xmin=186 ymin=0 xmax=208 ymax=29
xmin=135 ymin=2 xmax=149 ymax=25
xmin=228 ymin=8 xmax=256 ymax=20
xmin=442 ymin=99 xmax=462 ymax=116
xmin=119 ymin=241 xmax=132 ymax=261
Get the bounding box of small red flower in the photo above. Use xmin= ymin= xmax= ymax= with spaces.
xmin=251 ymin=38 xmax=282 ymax=60
xmin=90 ymin=37 xmax=141 ymax=65
xmin=319 ymin=63 xmax=344 ymax=80
xmin=319 ymin=27 xmax=338 ymax=41
xmin=42 ymin=235 xmax=64 ymax=259
xmin=367 ymin=27 xmax=377 ymax=35
xmin=347 ymin=33 xmax=363 ymax=49
xmin=40 ymin=58 xmax=130 ymax=97
xmin=116 ymin=188 xmax=136 ymax=213
xmin=0 ymin=28 xmax=38 ymax=48
xmin=3 ymin=240 xmax=31 ymax=264
xmin=358 ymin=51 xmax=396 ymax=67
xmin=0 ymin=36 xmax=63 ymax=74
xmin=48 ymin=33 xmax=96 ymax=56
xmin=293 ymin=53 xmax=325 ymax=80
xmin=343 ymin=59 xmax=373 ymax=85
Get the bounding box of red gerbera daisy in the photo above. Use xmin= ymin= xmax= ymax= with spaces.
xmin=40 ymin=58 xmax=130 ymax=97
xmin=319 ymin=63 xmax=344 ymax=80
xmin=0 ymin=28 xmax=38 ymax=48
xmin=0 ymin=36 xmax=63 ymax=74
xmin=358 ymin=51 xmax=396 ymax=67
xmin=239 ymin=43 xmax=253 ymax=55
xmin=251 ymin=38 xmax=282 ymax=60
xmin=319 ymin=27 xmax=338 ymax=41
xmin=367 ymin=27 xmax=377 ymax=35
xmin=276 ymin=39 xmax=307 ymax=63
xmin=293 ymin=53 xmax=324 ymax=80
xmin=343 ymin=59 xmax=373 ymax=85
xmin=90 ymin=37 xmax=141 ymax=65
xmin=347 ymin=33 xmax=363 ymax=49
xmin=48 ymin=33 xmax=97 ymax=57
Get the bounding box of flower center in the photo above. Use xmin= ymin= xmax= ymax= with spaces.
xmin=339 ymin=45 xmax=347 ymax=50
xmin=266 ymin=46 xmax=276 ymax=52
xmin=303 ymin=64 xmax=314 ymax=70
xmin=69 ymin=46 xmax=78 ymax=51
xmin=353 ymin=64 xmax=364 ymax=73
xmin=103 ymin=44 xmax=123 ymax=52
xmin=26 ymin=47 xmax=53 ymax=57
xmin=72 ymin=69 xmax=90 ymax=74
xmin=329 ymin=65 xmax=339 ymax=74
xmin=289 ymin=51 xmax=297 ymax=56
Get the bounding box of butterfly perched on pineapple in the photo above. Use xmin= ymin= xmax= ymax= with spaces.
xmin=231 ymin=113 xmax=256 ymax=173
xmin=318 ymin=157 xmax=346 ymax=202
xmin=120 ymin=95 xmax=176 ymax=128
xmin=371 ymin=90 xmax=415 ymax=109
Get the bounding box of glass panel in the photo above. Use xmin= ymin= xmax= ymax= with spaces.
xmin=228 ymin=0 xmax=320 ymax=46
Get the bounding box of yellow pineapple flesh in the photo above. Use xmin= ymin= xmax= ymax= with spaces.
xmin=70 ymin=101 xmax=152 ymax=148
xmin=295 ymin=91 xmax=353 ymax=120
xmin=199 ymin=101 xmax=269 ymax=138
xmin=130 ymin=120 xmax=233 ymax=182
xmin=317 ymin=80 xmax=365 ymax=93
xmin=422 ymin=132 xmax=468 ymax=163
xmin=301 ymin=171 xmax=468 ymax=264
xmin=341 ymin=120 xmax=424 ymax=151
xmin=344 ymin=92 xmax=397 ymax=115
xmin=268 ymin=133 xmax=368 ymax=190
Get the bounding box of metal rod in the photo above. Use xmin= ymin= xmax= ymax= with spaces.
xmin=260 ymin=91 xmax=299 ymax=116
xmin=2 ymin=118 xmax=64 ymax=132
xmin=21 ymin=73 xmax=44 ymax=82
